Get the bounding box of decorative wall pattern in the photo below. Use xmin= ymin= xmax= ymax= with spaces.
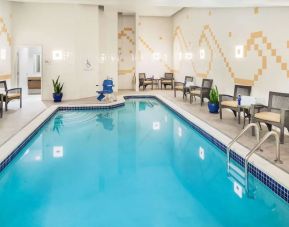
xmin=118 ymin=26 xmax=135 ymax=75
xmin=0 ymin=16 xmax=12 ymax=46
xmin=173 ymin=7 xmax=289 ymax=98
xmin=137 ymin=16 xmax=173 ymax=78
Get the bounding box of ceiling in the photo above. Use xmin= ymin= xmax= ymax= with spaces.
xmin=9 ymin=0 xmax=289 ymax=16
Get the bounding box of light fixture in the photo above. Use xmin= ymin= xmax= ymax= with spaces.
xmin=152 ymin=52 xmax=161 ymax=61
xmin=53 ymin=146 xmax=64 ymax=158
xmin=235 ymin=45 xmax=244 ymax=59
xmin=184 ymin=52 xmax=193 ymax=60
xmin=0 ymin=48 xmax=6 ymax=60
xmin=52 ymin=50 xmax=63 ymax=61
xmin=199 ymin=49 xmax=205 ymax=59
xmin=234 ymin=181 xmax=243 ymax=198
xmin=199 ymin=146 xmax=205 ymax=160
xmin=153 ymin=121 xmax=160 ymax=130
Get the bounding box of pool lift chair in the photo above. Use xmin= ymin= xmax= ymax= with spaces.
xmin=96 ymin=79 xmax=115 ymax=102
xmin=226 ymin=123 xmax=282 ymax=198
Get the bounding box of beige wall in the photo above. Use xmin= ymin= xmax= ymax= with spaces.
xmin=0 ymin=0 xmax=12 ymax=82
xmin=173 ymin=7 xmax=289 ymax=103
xmin=12 ymin=3 xmax=100 ymax=100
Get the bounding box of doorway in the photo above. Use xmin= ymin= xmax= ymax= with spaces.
xmin=17 ymin=46 xmax=42 ymax=97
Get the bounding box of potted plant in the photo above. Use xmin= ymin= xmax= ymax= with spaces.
xmin=52 ymin=75 xmax=64 ymax=102
xmin=208 ymin=86 xmax=219 ymax=113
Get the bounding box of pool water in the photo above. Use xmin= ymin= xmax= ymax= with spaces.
xmin=0 ymin=98 xmax=289 ymax=227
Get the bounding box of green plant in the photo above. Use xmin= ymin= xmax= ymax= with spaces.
xmin=52 ymin=75 xmax=64 ymax=94
xmin=209 ymin=86 xmax=219 ymax=104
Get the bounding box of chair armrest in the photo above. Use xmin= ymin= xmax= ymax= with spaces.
xmin=250 ymin=104 xmax=268 ymax=117
xmin=7 ymin=88 xmax=22 ymax=94
xmin=219 ymin=94 xmax=233 ymax=102
xmin=189 ymin=85 xmax=200 ymax=91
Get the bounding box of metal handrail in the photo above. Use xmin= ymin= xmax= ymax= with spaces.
xmin=227 ymin=123 xmax=260 ymax=170
xmin=244 ymin=131 xmax=282 ymax=191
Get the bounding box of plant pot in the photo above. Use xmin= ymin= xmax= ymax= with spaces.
xmin=53 ymin=93 xmax=63 ymax=102
xmin=208 ymin=102 xmax=219 ymax=113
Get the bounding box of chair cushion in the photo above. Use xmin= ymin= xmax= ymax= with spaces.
xmin=254 ymin=112 xmax=280 ymax=123
xmin=190 ymin=90 xmax=201 ymax=95
xmin=7 ymin=93 xmax=21 ymax=98
xmin=221 ymin=100 xmax=238 ymax=108
xmin=143 ymin=81 xmax=152 ymax=84
xmin=175 ymin=85 xmax=183 ymax=90
xmin=162 ymin=80 xmax=172 ymax=83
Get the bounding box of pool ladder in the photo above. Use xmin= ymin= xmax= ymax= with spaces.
xmin=227 ymin=123 xmax=283 ymax=194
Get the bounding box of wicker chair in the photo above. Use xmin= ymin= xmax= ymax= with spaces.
xmin=0 ymin=94 xmax=3 ymax=118
xmin=0 ymin=81 xmax=22 ymax=111
xmin=251 ymin=91 xmax=289 ymax=144
xmin=190 ymin=79 xmax=213 ymax=106
xmin=219 ymin=85 xmax=252 ymax=124
xmin=139 ymin=73 xmax=153 ymax=90
xmin=174 ymin=76 xmax=194 ymax=98
xmin=160 ymin=73 xmax=174 ymax=90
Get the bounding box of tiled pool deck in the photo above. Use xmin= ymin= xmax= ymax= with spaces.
xmin=1 ymin=90 xmax=289 ymax=175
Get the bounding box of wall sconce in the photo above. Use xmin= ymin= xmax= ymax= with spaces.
xmin=0 ymin=48 xmax=6 ymax=60
xmin=184 ymin=52 xmax=193 ymax=60
xmin=52 ymin=50 xmax=63 ymax=61
xmin=199 ymin=49 xmax=205 ymax=59
xmin=235 ymin=45 xmax=244 ymax=59
xmin=152 ymin=52 xmax=161 ymax=61
xmin=199 ymin=146 xmax=205 ymax=160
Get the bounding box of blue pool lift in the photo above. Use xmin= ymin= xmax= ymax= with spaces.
xmin=96 ymin=79 xmax=114 ymax=101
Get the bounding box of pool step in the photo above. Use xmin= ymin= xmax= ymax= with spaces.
xmin=228 ymin=162 xmax=246 ymax=185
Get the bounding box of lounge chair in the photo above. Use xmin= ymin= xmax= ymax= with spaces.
xmin=174 ymin=76 xmax=194 ymax=98
xmin=251 ymin=91 xmax=289 ymax=144
xmin=0 ymin=81 xmax=22 ymax=111
xmin=160 ymin=73 xmax=174 ymax=90
xmin=219 ymin=85 xmax=252 ymax=126
xmin=139 ymin=73 xmax=153 ymax=90
xmin=189 ymin=79 xmax=213 ymax=106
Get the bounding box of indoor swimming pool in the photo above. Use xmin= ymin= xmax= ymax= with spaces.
xmin=0 ymin=98 xmax=289 ymax=226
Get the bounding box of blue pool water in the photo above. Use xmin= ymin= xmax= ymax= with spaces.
xmin=0 ymin=98 xmax=289 ymax=227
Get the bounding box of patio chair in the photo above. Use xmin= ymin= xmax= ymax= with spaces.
xmin=139 ymin=73 xmax=153 ymax=90
xmin=160 ymin=73 xmax=174 ymax=90
xmin=251 ymin=91 xmax=289 ymax=144
xmin=0 ymin=81 xmax=22 ymax=111
xmin=174 ymin=76 xmax=194 ymax=99
xmin=219 ymin=85 xmax=252 ymax=124
xmin=189 ymin=79 xmax=213 ymax=106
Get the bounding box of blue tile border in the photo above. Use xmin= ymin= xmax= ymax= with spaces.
xmin=124 ymin=95 xmax=289 ymax=204
xmin=1 ymin=96 xmax=289 ymax=204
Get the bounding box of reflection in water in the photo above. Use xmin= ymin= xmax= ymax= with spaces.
xmin=96 ymin=112 xmax=114 ymax=131
xmin=53 ymin=146 xmax=64 ymax=158
xmin=139 ymin=100 xmax=158 ymax=111
xmin=53 ymin=114 xmax=64 ymax=134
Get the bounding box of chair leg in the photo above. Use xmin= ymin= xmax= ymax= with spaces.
xmin=280 ymin=127 xmax=285 ymax=144
xmin=174 ymin=89 xmax=176 ymax=97
xmin=20 ymin=97 xmax=22 ymax=108
xmin=190 ymin=94 xmax=192 ymax=104
xmin=219 ymin=107 xmax=223 ymax=119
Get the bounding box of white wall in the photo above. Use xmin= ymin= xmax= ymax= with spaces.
xmin=173 ymin=7 xmax=289 ymax=102
xmin=98 ymin=6 xmax=118 ymax=91
xmin=136 ymin=16 xmax=173 ymax=79
xmin=0 ymin=0 xmax=12 ymax=82
xmin=12 ymin=3 xmax=99 ymax=100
